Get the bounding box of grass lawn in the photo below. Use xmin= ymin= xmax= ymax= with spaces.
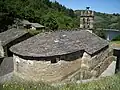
xmin=0 ymin=73 xmax=120 ymax=90
xmin=111 ymin=41 xmax=120 ymax=44
xmin=110 ymin=41 xmax=120 ymax=47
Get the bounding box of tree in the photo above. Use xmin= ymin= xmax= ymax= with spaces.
xmin=43 ymin=13 xmax=58 ymax=30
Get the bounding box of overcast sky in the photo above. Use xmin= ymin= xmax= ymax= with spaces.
xmin=50 ymin=0 xmax=120 ymax=14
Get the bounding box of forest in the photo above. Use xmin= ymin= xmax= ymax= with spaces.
xmin=0 ymin=0 xmax=120 ymax=32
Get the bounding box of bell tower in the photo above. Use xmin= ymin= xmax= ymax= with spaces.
xmin=80 ymin=7 xmax=94 ymax=30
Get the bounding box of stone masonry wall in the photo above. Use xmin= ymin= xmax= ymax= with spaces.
xmin=85 ymin=48 xmax=113 ymax=78
xmin=13 ymin=54 xmax=83 ymax=83
xmin=0 ymin=41 xmax=4 ymax=57
xmin=13 ymin=47 xmax=114 ymax=83
xmin=67 ymin=48 xmax=114 ymax=81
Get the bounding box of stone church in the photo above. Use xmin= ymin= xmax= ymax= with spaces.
xmin=9 ymin=30 xmax=114 ymax=83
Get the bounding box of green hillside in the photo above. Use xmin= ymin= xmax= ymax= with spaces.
xmin=0 ymin=0 xmax=120 ymax=32
xmin=0 ymin=0 xmax=79 ymax=32
xmin=94 ymin=12 xmax=120 ymax=29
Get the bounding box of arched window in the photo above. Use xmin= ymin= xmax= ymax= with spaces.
xmin=83 ymin=18 xmax=85 ymax=23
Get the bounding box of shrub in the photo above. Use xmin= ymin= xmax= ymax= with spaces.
xmin=112 ymin=35 xmax=120 ymax=41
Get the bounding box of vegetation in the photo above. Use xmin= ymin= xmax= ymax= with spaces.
xmin=94 ymin=12 xmax=120 ymax=30
xmin=111 ymin=41 xmax=120 ymax=44
xmin=0 ymin=13 xmax=14 ymax=32
xmin=0 ymin=0 xmax=78 ymax=32
xmin=0 ymin=82 xmax=57 ymax=90
xmin=110 ymin=40 xmax=120 ymax=47
xmin=0 ymin=0 xmax=120 ymax=33
xmin=92 ymin=28 xmax=106 ymax=39
xmin=0 ymin=73 xmax=120 ymax=90
xmin=112 ymin=35 xmax=120 ymax=41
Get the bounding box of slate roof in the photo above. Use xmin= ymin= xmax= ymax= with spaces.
xmin=22 ymin=20 xmax=31 ymax=25
xmin=31 ymin=23 xmax=45 ymax=28
xmin=21 ymin=20 xmax=44 ymax=28
xmin=0 ymin=28 xmax=28 ymax=46
xmin=10 ymin=30 xmax=109 ymax=57
xmin=0 ymin=57 xmax=13 ymax=77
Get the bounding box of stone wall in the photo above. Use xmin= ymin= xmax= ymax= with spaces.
xmin=13 ymin=47 xmax=114 ymax=83
xmin=13 ymin=51 xmax=83 ymax=83
xmin=0 ymin=41 xmax=4 ymax=57
xmin=66 ymin=47 xmax=114 ymax=81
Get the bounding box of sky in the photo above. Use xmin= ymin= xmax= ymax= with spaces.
xmin=50 ymin=0 xmax=120 ymax=14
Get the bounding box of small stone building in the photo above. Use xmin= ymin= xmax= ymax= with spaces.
xmin=21 ymin=20 xmax=31 ymax=29
xmin=80 ymin=7 xmax=94 ymax=30
xmin=21 ymin=20 xmax=45 ymax=30
xmin=10 ymin=30 xmax=113 ymax=83
xmin=31 ymin=23 xmax=45 ymax=30
xmin=0 ymin=28 xmax=31 ymax=57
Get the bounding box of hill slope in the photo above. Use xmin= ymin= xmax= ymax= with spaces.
xmin=0 ymin=0 xmax=120 ymax=32
xmin=0 ymin=0 xmax=79 ymax=32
